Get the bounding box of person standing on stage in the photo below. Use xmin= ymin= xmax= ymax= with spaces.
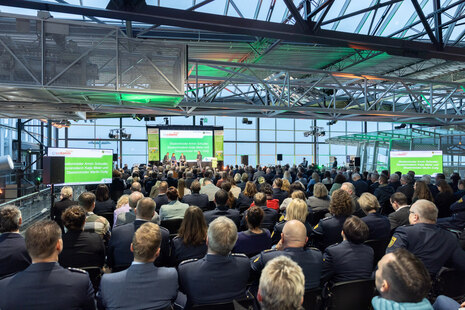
xmin=171 ymin=153 xmax=177 ymax=168
xmin=332 ymin=157 xmax=338 ymax=169
xmin=180 ymin=153 xmax=186 ymax=167
xmin=196 ymin=151 xmax=202 ymax=168
xmin=163 ymin=152 xmax=170 ymax=166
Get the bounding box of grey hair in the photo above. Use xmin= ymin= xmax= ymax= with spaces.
xmin=207 ymin=216 xmax=238 ymax=256
xmin=0 ymin=205 xmax=22 ymax=233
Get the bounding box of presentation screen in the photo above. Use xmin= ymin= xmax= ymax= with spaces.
xmin=159 ymin=129 xmax=213 ymax=161
xmin=47 ymin=148 xmax=113 ymax=185
xmin=390 ymin=150 xmax=443 ymax=176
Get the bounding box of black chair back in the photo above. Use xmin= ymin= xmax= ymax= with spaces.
xmin=364 ymin=239 xmax=390 ymax=268
xmin=326 ymin=279 xmax=375 ymax=310
xmin=310 ymin=209 xmax=328 ymax=227
xmin=78 ymin=266 xmax=102 ymax=293
xmin=190 ymin=297 xmax=255 ymax=310
xmin=435 ymin=268 xmax=465 ymax=299
xmin=98 ymin=212 xmax=115 ymax=229
xmin=303 ymin=287 xmax=322 ymax=310
xmin=325 ymin=184 xmax=332 ymax=191
xmin=161 ymin=218 xmax=184 ymax=235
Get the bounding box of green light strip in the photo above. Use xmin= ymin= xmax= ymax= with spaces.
xmin=421 ymin=94 xmax=431 ymax=106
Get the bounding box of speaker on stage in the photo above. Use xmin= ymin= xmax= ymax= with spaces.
xmin=277 ymin=154 xmax=283 ymax=161
xmin=217 ymin=161 xmax=224 ymax=171
xmin=241 ymin=155 xmax=248 ymax=166
xmin=354 ymin=157 xmax=361 ymax=167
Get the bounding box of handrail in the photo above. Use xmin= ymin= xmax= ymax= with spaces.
xmin=0 ymin=187 xmax=51 ymax=208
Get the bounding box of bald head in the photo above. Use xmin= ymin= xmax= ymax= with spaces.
xmin=409 ymin=199 xmax=438 ymax=224
xmin=128 ymin=191 xmax=144 ymax=209
xmin=281 ymin=220 xmax=307 ymax=248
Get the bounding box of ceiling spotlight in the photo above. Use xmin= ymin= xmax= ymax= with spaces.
xmin=327 ymin=120 xmax=338 ymax=126
xmin=242 ymin=118 xmax=252 ymax=125
xmin=394 ymin=123 xmax=407 ymax=129
xmin=132 ymin=114 xmax=142 ymax=121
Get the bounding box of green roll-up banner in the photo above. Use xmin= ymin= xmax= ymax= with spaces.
xmin=148 ymin=128 xmax=160 ymax=161
xmin=214 ymin=130 xmax=224 ymax=161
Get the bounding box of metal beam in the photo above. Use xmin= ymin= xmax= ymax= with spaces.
xmin=411 ymin=0 xmax=441 ymax=48
xmin=3 ymin=0 xmax=465 ymax=61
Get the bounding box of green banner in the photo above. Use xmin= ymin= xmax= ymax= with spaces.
xmin=64 ymin=154 xmax=113 ymax=184
xmin=147 ymin=128 xmax=160 ymax=161
xmin=214 ymin=130 xmax=224 ymax=161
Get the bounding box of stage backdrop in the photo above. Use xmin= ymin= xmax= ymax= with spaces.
xmin=147 ymin=126 xmax=224 ymax=162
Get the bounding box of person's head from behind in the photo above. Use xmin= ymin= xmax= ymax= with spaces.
xmin=78 ymin=192 xmax=96 ymax=212
xmin=190 ymin=180 xmax=201 ymax=194
xmin=253 ymin=192 xmax=267 ymax=207
xmin=258 ymin=255 xmax=305 ymax=310
xmin=342 ymin=216 xmax=369 ymax=244
xmin=95 ymin=184 xmax=109 ymax=202
xmin=340 ymin=182 xmax=355 ymax=196
xmin=214 ymin=189 xmax=229 ymax=206
xmin=159 ymin=181 xmax=168 ymax=194
xmin=273 ymin=178 xmax=283 ymax=189
xmin=62 ymin=206 xmax=86 ymax=231
xmin=25 ymin=220 xmax=62 ymax=262
xmin=358 ymin=192 xmax=380 ymax=215
xmin=178 ymin=206 xmax=207 ymax=246
xmin=128 ymin=191 xmax=144 ymax=210
xmin=409 ymin=200 xmax=438 ymax=225
xmin=379 ymin=174 xmax=388 ymax=185
xmin=0 ymin=205 xmax=22 ymax=233
xmin=390 ymin=192 xmax=408 ymax=210
xmin=375 ymin=249 xmax=430 ymax=303
xmin=166 ymin=187 xmax=179 ymax=201
xmin=313 ymin=182 xmax=328 ymax=198
xmin=290 ymin=190 xmax=306 ymax=201
xmin=60 ymin=186 xmax=73 ymax=200
xmin=246 ymin=206 xmax=264 ymax=230
xmin=437 ymin=179 xmax=453 ymax=194
xmin=207 ymin=216 xmax=237 ymax=256
xmin=401 ymin=174 xmax=412 ymax=185
xmin=281 ymin=220 xmax=307 ymax=249
xmin=329 ymin=189 xmax=353 ymax=216
xmin=135 ymin=198 xmax=155 ymax=221
xmin=285 ymin=199 xmax=308 ymax=223
xmin=334 ymin=173 xmax=346 ymax=184
xmin=131 ymin=222 xmax=161 ymax=263
xmin=130 ymin=181 xmax=142 ymax=193
xmin=244 ymin=181 xmax=257 ymax=197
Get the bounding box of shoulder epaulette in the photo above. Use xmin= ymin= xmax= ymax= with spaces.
xmin=320 ymin=216 xmax=332 ymax=221
xmin=306 ymin=247 xmax=321 ymax=252
xmin=231 ymin=253 xmax=248 ymax=258
xmin=67 ymin=267 xmax=87 ymax=274
xmin=179 ymin=258 xmax=198 ymax=266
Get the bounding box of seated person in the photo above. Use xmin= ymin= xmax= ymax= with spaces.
xmin=251 ymin=183 xmax=279 ymax=211
xmin=0 ymin=220 xmax=95 ymax=309
xmin=258 ymin=256 xmax=305 ymax=310
xmin=159 ymin=187 xmax=189 ymax=221
xmin=241 ymin=192 xmax=278 ymax=232
xmin=252 ymin=220 xmax=322 ymax=290
xmin=433 ymin=295 xmax=465 ymax=310
xmin=50 ymin=186 xmax=75 ymax=232
xmin=94 ymin=184 xmax=116 ymax=215
xmin=321 ymin=216 xmax=374 ymax=284
xmin=204 ymin=189 xmax=241 ymax=228
xmin=178 ymin=216 xmax=250 ymax=306
xmin=98 ymin=222 xmax=178 ymax=310
xmin=170 ymin=206 xmax=208 ymax=266
xmin=437 ymin=195 xmax=465 ymax=230
xmin=79 ymin=192 xmax=111 ymax=243
xmin=181 ymin=181 xmax=209 ymax=211
xmin=236 ymin=181 xmax=257 ymax=213
xmin=0 ymin=205 xmax=31 ymax=278
xmin=387 ymin=199 xmax=465 ymax=276
xmin=233 ymin=206 xmax=271 ymax=257
xmin=372 ymin=249 xmax=433 ymax=310
xmin=271 ymin=198 xmax=312 ymax=245
xmin=388 ymin=192 xmax=410 ymax=231
xmin=358 ymin=193 xmax=391 ymax=241
xmin=307 ymin=183 xmax=330 ymax=212
xmin=58 ymin=206 xmax=105 ymax=269
xmin=311 ymin=189 xmax=353 ymax=250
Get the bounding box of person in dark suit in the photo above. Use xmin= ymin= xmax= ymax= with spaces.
xmin=204 ymin=189 xmax=241 ymax=228
xmin=181 ymin=180 xmax=209 ymax=211
xmin=166 ymin=171 xmax=178 ymax=188
xmin=0 ymin=220 xmax=95 ymax=310
xmin=58 ymin=206 xmax=105 ymax=269
xmin=435 ymin=180 xmax=456 ymax=218
xmin=154 ymin=181 xmax=169 ymax=212
xmin=51 ymin=186 xmax=76 ymax=232
xmin=163 ymin=152 xmax=170 ymax=166
xmin=179 ymin=153 xmax=187 ymax=166
xmin=374 ymin=174 xmax=395 ymax=213
xmin=321 ymin=216 xmax=374 ymax=284
xmin=311 ymin=189 xmax=353 ymax=250
xmin=352 ymin=173 xmax=370 ymax=197
xmin=396 ymin=174 xmax=415 ymax=205
xmin=110 ymin=169 xmax=126 ymax=202
xmin=251 ymin=220 xmax=322 ymax=290
xmin=388 ymin=173 xmax=402 ymax=192
xmin=300 ymin=157 xmax=308 ymax=168
xmin=107 ymin=198 xmax=170 ymax=270
xmin=98 ymin=222 xmax=178 ymax=310
xmin=0 ymin=205 xmax=31 ymax=278
xmin=94 ymin=184 xmax=116 ymax=215
xmin=178 ymin=216 xmax=250 ymax=306
xmin=241 ymin=192 xmax=278 ymax=232
xmin=386 ymin=199 xmax=465 ymax=276
xmin=358 ymin=193 xmax=391 ymax=241
xmin=272 ymin=178 xmax=288 ymax=205
xmin=388 ymin=192 xmax=410 ymax=231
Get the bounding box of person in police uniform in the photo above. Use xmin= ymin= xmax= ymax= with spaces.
xmin=386 ymin=199 xmax=465 ymax=276
xmin=0 ymin=220 xmax=95 ymax=310
xmin=251 ymin=220 xmax=322 ymax=290
xmin=178 ymin=216 xmax=250 ymax=306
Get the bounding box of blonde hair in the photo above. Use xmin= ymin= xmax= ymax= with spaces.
xmin=259 ymin=255 xmax=305 ymax=310
xmin=313 ymin=182 xmax=328 ymax=198
xmin=282 ymin=179 xmax=291 ymax=193
xmin=132 ymin=222 xmax=161 ymax=262
xmin=60 ymin=186 xmax=73 ymax=199
xmin=358 ymin=192 xmax=380 ymax=213
xmin=285 ymin=198 xmax=308 ymax=222
xmin=116 ymin=195 xmax=129 ymax=209
xmin=291 ymin=190 xmax=306 ymax=201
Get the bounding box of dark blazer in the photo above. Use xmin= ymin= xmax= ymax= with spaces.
xmin=110 ymin=177 xmax=126 ymax=202
xmin=311 ymin=215 xmax=348 ymax=250
xmin=204 ymin=205 xmax=241 ymax=228
xmin=435 ymin=192 xmax=456 ymax=218
xmin=0 ymin=262 xmax=95 ymax=310
xmin=233 ymin=229 xmax=271 ymax=257
xmin=182 ymin=193 xmax=209 ymax=211
xmin=98 ymin=263 xmax=178 ymax=310
xmin=241 ymin=205 xmax=278 ymax=232
xmin=178 ymin=253 xmax=250 ymax=306
xmin=236 ymin=193 xmax=254 ymax=212
xmin=321 ymin=240 xmax=374 ymax=283
xmin=154 ymin=194 xmax=169 ymax=212
xmin=94 ymin=199 xmax=116 ymax=215
xmin=51 ymin=198 xmax=76 ymax=231
xmin=0 ymin=233 xmax=31 ymax=278
xmin=397 ymin=183 xmax=415 ymax=205
xmin=353 ymin=179 xmax=370 ymax=197
xmin=170 ymin=237 xmax=208 ymax=267
xmin=59 ymin=230 xmax=105 ymax=268
xmin=272 ymin=188 xmax=288 ymax=205
xmin=107 ymin=220 xmax=170 ymax=268
xmin=374 ymin=185 xmax=395 ymax=210
xmin=167 ymin=176 xmax=178 ymax=188
xmin=361 ymin=213 xmax=391 ymax=241
xmin=388 ymin=206 xmax=410 ymax=231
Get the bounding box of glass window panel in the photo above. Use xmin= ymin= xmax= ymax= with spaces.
xmin=260 ymin=118 xmax=275 ymax=130
xmin=276 ymin=118 xmax=293 ymax=130
xmin=347 ymin=146 xmax=357 ymax=156
xmin=259 ymin=143 xmax=275 ymax=155
xmin=224 ymin=129 xmax=236 ymax=141
xmin=330 ymin=145 xmax=346 ymax=155
xmin=236 ymin=129 xmax=256 ymax=141
xmin=367 ymin=122 xmax=378 ymax=132
xmin=170 ymin=116 xmax=194 ymax=126
xmin=237 ymin=143 xmax=256 ymax=155
xmin=260 ymin=155 xmax=276 ymax=166
xmin=295 ymin=119 xmax=313 ymax=130
xmin=281 ymin=155 xmax=295 ymax=165
xmin=215 ymin=116 xmax=236 ymax=128
xmin=224 ymin=155 xmax=237 ymax=166
xmin=294 ymin=131 xmax=314 ymax=142
xmin=224 ymin=143 xmax=235 ymax=156
xmin=347 ymin=121 xmax=363 ymax=132
xmin=378 ymin=122 xmax=393 ymax=131
xmin=276 ymin=130 xmax=294 ymax=142
xmin=260 ymin=130 xmax=275 ymax=142
xmin=276 ymin=143 xmax=294 ymax=159
xmin=328 ymin=121 xmax=345 ymax=132
xmin=295 ymin=144 xmax=313 ymax=157
xmin=122 ymin=141 xmax=148 ymax=155
xmin=122 ymin=155 xmax=147 ymax=167
xmin=97 ymin=118 xmax=121 ymax=126
xmin=68 ymin=125 xmax=96 ymax=139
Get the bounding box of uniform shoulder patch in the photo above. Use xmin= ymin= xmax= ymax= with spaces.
xmin=179 ymin=258 xmax=198 ymax=266
xmin=320 ymin=216 xmax=332 ymax=222
xmin=307 ymin=247 xmax=321 ymax=252
xmin=231 ymin=253 xmax=248 ymax=258
xmin=263 ymin=248 xmax=275 ymax=253
xmin=67 ymin=267 xmax=87 ymax=274
xmin=388 ymin=237 xmax=397 ymax=248
xmin=313 ymin=223 xmax=319 ymax=230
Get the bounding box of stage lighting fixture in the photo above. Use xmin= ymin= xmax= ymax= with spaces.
xmin=132 ymin=114 xmax=142 ymax=121
xmin=394 ymin=123 xmax=407 ymax=129
xmin=327 ymin=120 xmax=338 ymax=126
xmin=319 ymin=131 xmax=326 ymax=137
xmin=200 ymin=118 xmax=204 ymax=126
xmin=164 ymin=117 xmax=169 ymax=125
xmin=242 ymin=118 xmax=252 ymax=125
